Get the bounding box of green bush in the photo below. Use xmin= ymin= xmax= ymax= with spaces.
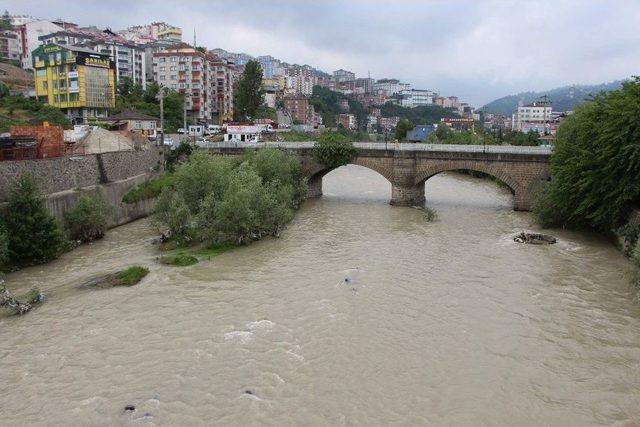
xmin=155 ymin=148 xmax=305 ymax=246
xmin=159 ymin=254 xmax=198 ymax=267
xmin=122 ymin=174 xmax=175 ymax=204
xmin=312 ymin=137 xmax=356 ymax=168
xmin=534 ymin=77 xmax=640 ymax=230
xmin=64 ymin=193 xmax=111 ymax=243
xmin=3 ymin=173 xmax=66 ymax=265
xmin=110 ymin=266 xmax=149 ymax=287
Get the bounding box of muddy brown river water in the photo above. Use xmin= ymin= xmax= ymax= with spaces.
xmin=1 ymin=166 xmax=639 ymax=426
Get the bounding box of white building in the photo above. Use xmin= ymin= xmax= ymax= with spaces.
xmin=118 ymin=22 xmax=182 ymax=44
xmin=0 ymin=31 xmax=20 ymax=62
xmin=333 ymin=69 xmax=355 ymax=83
xmin=373 ymin=79 xmax=411 ymax=96
xmin=16 ymin=20 xmax=65 ymax=69
xmin=511 ymin=102 xmax=553 ymax=132
xmin=398 ymin=89 xmax=436 ymax=108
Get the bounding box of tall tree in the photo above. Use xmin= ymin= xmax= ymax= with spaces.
xmin=233 ymin=60 xmax=264 ymax=121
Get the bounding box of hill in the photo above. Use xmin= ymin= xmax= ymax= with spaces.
xmin=481 ymin=80 xmax=624 ymax=115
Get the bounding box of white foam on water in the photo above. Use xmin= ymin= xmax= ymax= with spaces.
xmin=224 ymin=330 xmax=254 ymax=344
xmin=247 ymin=319 xmax=274 ymax=330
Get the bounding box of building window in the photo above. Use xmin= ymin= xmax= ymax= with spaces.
xmin=36 ymin=69 xmax=46 ymax=77
xmin=42 ymin=81 xmax=48 ymax=90
xmin=170 ymin=57 xmax=176 ymax=62
xmin=159 ymin=57 xmax=166 ymax=62
xmin=159 ymin=75 xmax=166 ymax=80
xmin=159 ymin=66 xmax=166 ymax=71
xmin=134 ymin=120 xmax=142 ymax=129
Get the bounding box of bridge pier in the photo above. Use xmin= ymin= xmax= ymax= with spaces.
xmin=390 ymin=183 xmax=425 ymax=207
xmin=307 ymin=174 xmax=323 ymax=198
xmin=514 ymin=191 xmax=531 ymax=211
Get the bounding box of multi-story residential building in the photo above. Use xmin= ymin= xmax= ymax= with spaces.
xmin=39 ymin=28 xmax=147 ymax=88
xmin=0 ymin=31 xmax=20 ymax=62
xmin=398 ymin=89 xmax=436 ymax=108
xmin=32 ymin=44 xmax=115 ymax=123
xmin=283 ymin=95 xmax=310 ymax=125
xmin=336 ymin=113 xmax=357 ymax=130
xmin=153 ymin=43 xmax=210 ymax=124
xmin=15 ymin=20 xmax=66 ymax=69
xmin=284 ymin=65 xmax=316 ymax=96
xmin=153 ymin=43 xmax=235 ymax=124
xmin=373 ymin=79 xmax=411 ymax=96
xmin=511 ymin=102 xmax=552 ymax=132
xmin=378 ymin=116 xmax=400 ymax=131
xmin=256 ymin=55 xmax=281 ymax=79
xmin=118 ymin=22 xmax=182 ymax=44
xmin=333 ymin=69 xmax=355 ymax=83
xmin=142 ymin=39 xmax=181 ymax=84
xmin=355 ymin=77 xmax=374 ymax=94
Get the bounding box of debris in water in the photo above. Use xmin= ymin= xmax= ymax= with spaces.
xmin=124 ymin=405 xmax=135 ymax=412
xmin=244 ymin=390 xmax=253 ymax=395
xmin=513 ymin=232 xmax=557 ymax=245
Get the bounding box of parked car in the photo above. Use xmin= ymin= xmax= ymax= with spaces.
xmin=177 ymin=128 xmax=186 ymax=134
xmin=162 ymin=136 xmax=175 ymax=149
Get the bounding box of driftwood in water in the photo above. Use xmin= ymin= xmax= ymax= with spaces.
xmin=0 ymin=281 xmax=45 ymax=315
xmin=514 ymin=232 xmax=557 ymax=245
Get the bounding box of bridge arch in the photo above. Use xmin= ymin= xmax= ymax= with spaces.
xmin=414 ymin=161 xmax=523 ymax=195
xmin=307 ymin=159 xmax=394 ymax=199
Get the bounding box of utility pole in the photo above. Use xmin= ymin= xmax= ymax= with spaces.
xmin=156 ymin=85 xmax=165 ymax=147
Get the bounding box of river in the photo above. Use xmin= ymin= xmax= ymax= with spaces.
xmin=1 ymin=165 xmax=639 ymax=426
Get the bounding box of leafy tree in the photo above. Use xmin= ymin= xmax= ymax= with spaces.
xmin=64 ymin=193 xmax=111 ymax=242
xmin=255 ymin=106 xmax=277 ymax=121
xmin=534 ymin=77 xmax=640 ymax=229
xmin=394 ymin=119 xmax=413 ymax=141
xmin=312 ymin=135 xmax=356 ymax=168
xmin=233 ymin=60 xmax=264 ymax=120
xmin=0 ymin=10 xmax=12 ymax=30
xmin=155 ymin=189 xmax=193 ymax=243
xmin=243 ymin=148 xmax=307 ymax=206
xmin=3 ymin=173 xmax=65 ymax=264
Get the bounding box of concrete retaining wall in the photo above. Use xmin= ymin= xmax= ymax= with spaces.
xmin=0 ymin=148 xmax=166 ymax=201
xmin=45 ymin=174 xmax=157 ymax=228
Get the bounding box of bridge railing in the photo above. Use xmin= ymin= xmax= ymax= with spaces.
xmin=199 ymin=141 xmax=552 ymax=155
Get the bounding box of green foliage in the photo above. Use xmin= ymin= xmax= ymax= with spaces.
xmin=3 ymin=173 xmax=66 ymax=265
xmin=159 ymin=253 xmax=198 ymax=267
xmin=426 ymin=125 xmax=500 ymax=146
xmin=0 ymin=94 xmax=71 ymax=130
xmin=534 ymin=77 xmax=640 ymax=230
xmin=64 ymin=193 xmax=111 ymax=243
xmin=500 ymin=129 xmax=540 ymax=146
xmin=380 ymin=102 xmax=460 ymax=125
xmin=312 ymin=137 xmax=356 ymax=168
xmin=111 ymin=266 xmax=149 ymax=286
xmin=394 ymin=119 xmax=413 ymax=141
xmin=155 ymin=148 xmax=305 ymax=245
xmin=165 ymin=141 xmax=193 ymax=172
xmin=0 ymin=10 xmax=12 ymax=30
xmin=255 ymin=106 xmax=277 ymax=121
xmin=233 ymin=60 xmax=264 ymax=120
xmin=113 ymin=81 xmax=183 ymax=133
xmin=122 ymin=174 xmax=175 ymax=204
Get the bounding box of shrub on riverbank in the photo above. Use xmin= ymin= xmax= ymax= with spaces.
xmin=0 ymin=224 xmax=8 ymax=267
xmin=64 ymin=193 xmax=110 ymax=243
xmin=155 ymin=148 xmax=306 ymax=245
xmin=534 ymin=77 xmax=640 ymax=230
xmin=122 ymin=173 xmax=175 ymax=204
xmin=312 ymin=135 xmax=356 ymax=168
xmin=2 ymin=173 xmax=66 ymax=265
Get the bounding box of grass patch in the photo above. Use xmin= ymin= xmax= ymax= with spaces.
xmin=159 ymin=254 xmax=198 ymax=267
xmin=122 ymin=174 xmax=174 ymax=204
xmin=194 ymin=242 xmax=238 ymax=258
xmin=110 ymin=266 xmax=149 ymax=287
xmin=423 ymin=206 xmax=438 ymax=222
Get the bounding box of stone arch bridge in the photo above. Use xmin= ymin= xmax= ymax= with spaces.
xmin=206 ymin=142 xmax=552 ymax=211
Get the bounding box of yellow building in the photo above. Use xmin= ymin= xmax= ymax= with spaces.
xmin=32 ymin=44 xmax=115 ymax=124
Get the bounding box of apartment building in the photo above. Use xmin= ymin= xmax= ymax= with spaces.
xmin=0 ymin=31 xmax=20 ymax=62
xmin=284 ymin=65 xmax=316 ymax=96
xmin=373 ymin=79 xmax=411 ymax=96
xmin=153 ymin=44 xmax=235 ymax=124
xmin=118 ymin=22 xmax=182 ymax=44
xmin=283 ymin=95 xmax=310 ymax=124
xmin=336 ymin=113 xmax=357 ymax=130
xmin=398 ymin=89 xmax=436 ymax=108
xmin=333 ymin=69 xmax=355 ymax=83
xmin=511 ymin=102 xmax=553 ymax=133
xmin=15 ymin=20 xmax=65 ymax=69
xmin=32 ymin=44 xmax=115 ymax=123
xmin=39 ymin=28 xmax=146 ymax=87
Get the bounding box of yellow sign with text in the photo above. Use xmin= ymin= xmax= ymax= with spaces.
xmin=85 ymin=57 xmax=110 ymax=68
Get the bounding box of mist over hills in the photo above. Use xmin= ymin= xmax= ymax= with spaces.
xmin=481 ymin=80 xmax=625 ymax=115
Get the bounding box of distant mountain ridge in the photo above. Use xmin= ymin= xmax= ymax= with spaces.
xmin=481 ymin=80 xmax=625 ymax=115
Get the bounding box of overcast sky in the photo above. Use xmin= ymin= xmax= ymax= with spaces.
xmin=10 ymin=0 xmax=640 ymax=105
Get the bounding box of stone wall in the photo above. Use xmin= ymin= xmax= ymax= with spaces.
xmin=0 ymin=148 xmax=165 ymax=201
xmin=44 ymin=174 xmax=158 ymax=228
